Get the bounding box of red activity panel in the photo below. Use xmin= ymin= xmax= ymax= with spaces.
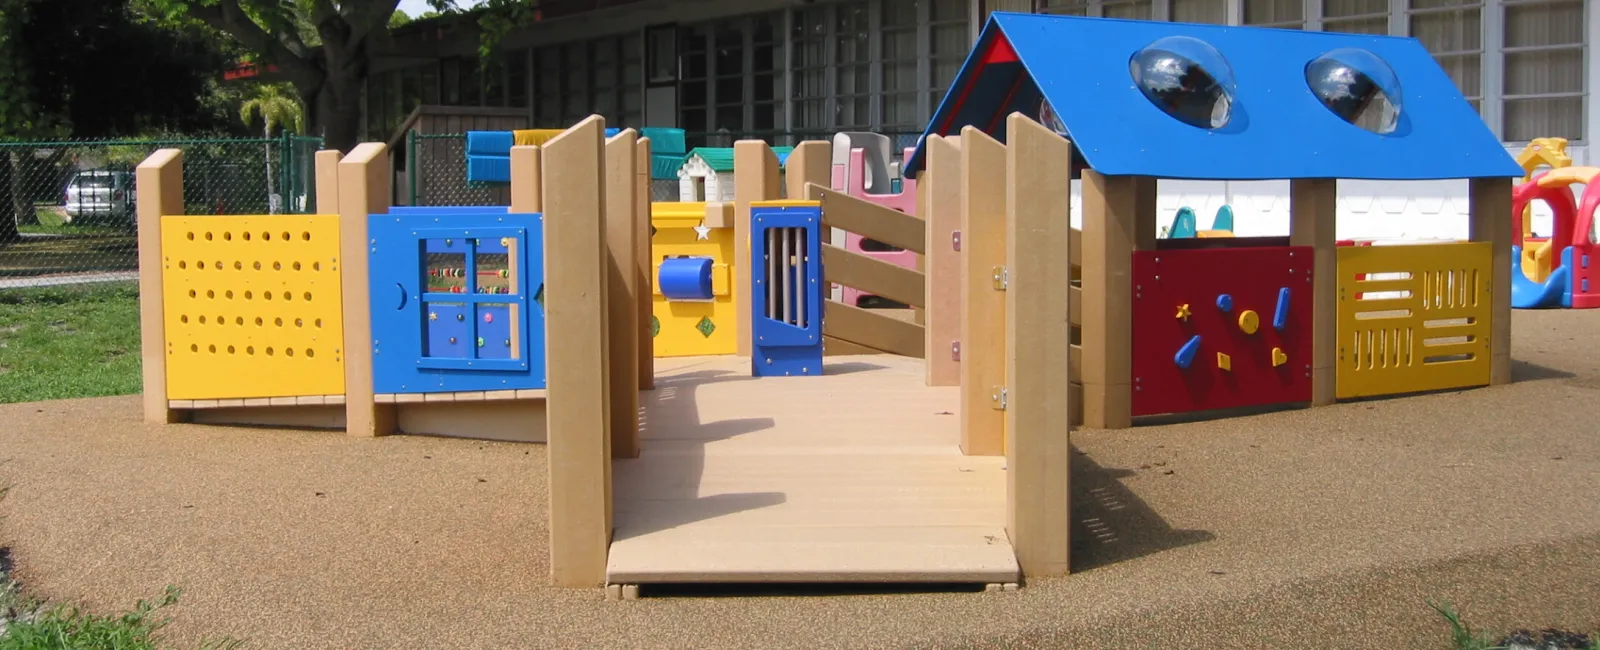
xmin=1131 ymin=246 xmax=1313 ymax=417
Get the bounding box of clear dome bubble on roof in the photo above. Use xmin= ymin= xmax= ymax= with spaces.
xmin=1305 ymin=48 xmax=1403 ymax=135
xmin=1128 ymin=36 xmax=1236 ymax=130
xmin=1038 ymin=98 xmax=1069 ymax=135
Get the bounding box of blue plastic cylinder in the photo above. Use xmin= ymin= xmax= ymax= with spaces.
xmin=659 ymin=257 xmax=714 ymax=301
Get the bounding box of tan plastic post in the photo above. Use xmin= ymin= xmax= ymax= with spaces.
xmin=1081 ymin=171 xmax=1152 ymax=429
xmin=604 ymin=130 xmax=641 ymax=459
xmin=511 ymin=146 xmax=543 ymax=212
xmin=314 ymin=150 xmax=342 ymax=215
xmin=959 ymin=127 xmax=1007 ymax=455
xmin=635 ymin=138 xmax=655 ymax=390
xmin=542 ymin=116 xmax=613 ymax=588
xmin=733 ymin=141 xmax=780 ymax=357
xmin=136 ymin=149 xmax=186 ymax=424
xmin=1470 ymin=177 xmax=1513 ymax=385
xmin=1290 ymin=179 xmax=1338 ymax=405
xmin=338 ymin=143 xmax=395 ymax=436
xmin=1004 ymin=114 xmax=1073 ymax=577
xmin=925 ymin=135 xmax=963 ymax=387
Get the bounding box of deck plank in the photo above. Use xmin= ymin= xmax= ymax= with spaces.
xmin=608 ymin=355 xmax=1018 ymax=585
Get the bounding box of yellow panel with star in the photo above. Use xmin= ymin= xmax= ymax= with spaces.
xmin=650 ymin=202 xmax=738 ymax=357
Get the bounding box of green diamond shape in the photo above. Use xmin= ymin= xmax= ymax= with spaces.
xmin=533 ymin=284 xmax=545 ymax=309
xmin=695 ymin=316 xmax=716 ymax=338
xmin=651 ymin=315 xmax=661 ymax=338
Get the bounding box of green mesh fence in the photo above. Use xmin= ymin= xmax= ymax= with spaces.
xmin=0 ymin=134 xmax=322 ymax=287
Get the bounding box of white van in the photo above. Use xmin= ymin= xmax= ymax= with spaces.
xmin=63 ymin=171 xmax=136 ymax=225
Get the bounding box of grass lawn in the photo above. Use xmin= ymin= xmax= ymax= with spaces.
xmin=0 ymin=282 xmax=141 ymax=404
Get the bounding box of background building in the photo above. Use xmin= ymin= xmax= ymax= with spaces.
xmin=369 ymin=0 xmax=1593 ymax=238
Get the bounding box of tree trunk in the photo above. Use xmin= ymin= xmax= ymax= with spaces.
xmin=303 ymin=71 xmax=364 ymax=154
xmin=0 ymin=153 xmax=18 ymax=245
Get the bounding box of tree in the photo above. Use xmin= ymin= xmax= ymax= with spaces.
xmin=239 ymin=83 xmax=304 ymax=214
xmin=141 ymin=0 xmax=532 ymax=153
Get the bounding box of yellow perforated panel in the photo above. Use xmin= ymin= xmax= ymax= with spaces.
xmin=1336 ymin=242 xmax=1493 ymax=400
xmin=161 ymin=215 xmax=346 ymax=400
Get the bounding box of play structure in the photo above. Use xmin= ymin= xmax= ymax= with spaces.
xmin=1167 ymin=205 xmax=1236 ymax=238
xmin=134 ymin=13 xmax=1524 ymax=596
xmin=828 ymin=133 xmax=921 ymax=309
xmin=1505 ymin=138 xmax=1600 ymax=309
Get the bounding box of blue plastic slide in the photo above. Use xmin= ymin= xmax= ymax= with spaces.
xmin=1510 ymin=245 xmax=1572 ymax=309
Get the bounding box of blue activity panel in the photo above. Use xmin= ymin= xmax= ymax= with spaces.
xmin=368 ymin=210 xmax=546 ymax=394
xmin=749 ymin=203 xmax=824 ymax=377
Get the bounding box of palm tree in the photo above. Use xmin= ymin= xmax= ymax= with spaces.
xmin=239 ymin=84 xmax=304 ymax=214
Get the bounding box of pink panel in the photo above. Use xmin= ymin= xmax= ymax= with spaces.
xmin=839 ymin=147 xmax=922 ymax=308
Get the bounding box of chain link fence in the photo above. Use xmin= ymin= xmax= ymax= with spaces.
xmin=405 ymin=130 xmax=923 ymax=208
xmin=0 ymin=134 xmax=323 ymax=288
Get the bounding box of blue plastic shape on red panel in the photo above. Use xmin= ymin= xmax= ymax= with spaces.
xmin=1215 ymin=294 xmax=1233 ymax=312
xmin=902 ymin=13 xmax=1522 ymax=181
xmin=1273 ymin=287 xmax=1291 ymax=331
xmin=368 ymin=209 xmax=546 ymax=394
xmin=1174 ymin=335 xmax=1202 ymax=370
xmin=749 ymin=203 xmax=824 ymax=377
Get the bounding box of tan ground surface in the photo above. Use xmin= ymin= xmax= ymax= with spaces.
xmin=2 ymin=309 xmax=1599 ymax=649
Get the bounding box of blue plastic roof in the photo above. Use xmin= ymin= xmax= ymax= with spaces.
xmin=903 ymin=13 xmax=1521 ymax=181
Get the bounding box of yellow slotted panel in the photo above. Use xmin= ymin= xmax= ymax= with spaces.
xmin=161 ymin=215 xmax=346 ymax=400
xmin=1336 ymin=242 xmax=1493 ymax=399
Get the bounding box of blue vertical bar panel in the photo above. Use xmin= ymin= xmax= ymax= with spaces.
xmin=749 ymin=202 xmax=824 ymax=377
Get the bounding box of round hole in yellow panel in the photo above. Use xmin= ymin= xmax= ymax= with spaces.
xmin=198 ymin=315 xmax=207 ymax=324
xmin=208 ymin=344 xmax=216 ymax=354
xmin=178 ymin=260 xmax=187 ymax=270
xmin=223 ymin=232 xmax=233 ymax=241
xmin=264 ymin=292 xmax=273 ymax=301
xmin=188 ymin=289 xmax=196 ymax=298
xmin=246 ymin=346 xmax=255 ymax=355
xmin=265 ymin=347 xmax=275 ymax=356
xmin=234 ymin=317 xmax=243 ymax=326
xmin=186 ymin=232 xmax=195 ymax=240
xmin=214 ymin=261 xmax=222 ymax=270
xmin=244 ymin=290 xmax=253 ymax=300
xmin=275 ymin=317 xmax=284 ymax=327
xmin=216 ymin=315 xmax=224 ymax=326
xmin=273 ymin=261 xmax=282 ymax=271
xmin=305 ymin=349 xmax=315 ymax=358
xmin=255 ymin=317 xmax=264 ymax=326
xmin=233 ymin=261 xmax=242 ymax=270
xmin=225 ymin=290 xmax=233 ymax=299
xmin=293 ymin=261 xmax=302 ymax=271
xmin=180 ymin=314 xmax=189 ymax=324
xmin=285 ymin=348 xmax=295 ymax=358
xmin=206 ymin=290 xmax=215 ymax=299
xmin=190 ymin=343 xmax=198 ymax=352
xmin=195 ymin=259 xmax=204 ymax=270
xmin=313 ymin=261 xmax=321 ymax=272
xmin=282 ymin=291 xmax=292 ymax=301
xmin=205 ymin=232 xmax=213 ymax=241
xmin=243 ymin=232 xmax=252 ymax=241
xmin=281 ymin=231 xmax=290 ymax=241
xmin=253 ymin=261 xmax=262 ymax=271
xmin=302 ymin=232 xmax=311 ymax=241
xmin=295 ymin=318 xmax=303 ymax=328
xmin=262 ymin=231 xmax=271 ymax=241
xmin=314 ymin=318 xmax=323 ymax=328
xmin=227 ymin=345 xmax=236 ymax=354
xmin=303 ymin=292 xmax=312 ymax=301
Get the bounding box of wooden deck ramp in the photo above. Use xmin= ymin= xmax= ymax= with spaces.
xmin=607 ymin=354 xmax=1018 ymax=586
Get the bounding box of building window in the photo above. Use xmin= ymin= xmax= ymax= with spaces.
xmin=751 ymin=13 xmax=784 ymax=135
xmin=1502 ymin=0 xmax=1585 ymax=141
xmin=680 ymin=24 xmax=711 ymax=141
xmin=507 ymin=50 xmax=530 ymax=109
xmin=712 ymin=20 xmax=747 ymax=136
xmin=930 ymin=0 xmax=970 ymax=121
xmin=1038 ymin=0 xmax=1091 ymax=15
xmin=792 ymin=5 xmax=829 ymax=133
xmin=1242 ymin=0 xmax=1304 ymax=28
xmin=1408 ymin=0 xmax=1482 ymax=116
xmin=1173 ymin=0 xmax=1228 ymax=24
xmin=883 ymin=0 xmax=919 ymax=133
xmin=621 ymin=34 xmax=643 ymax=127
xmin=592 ymin=38 xmax=619 ymax=122
xmin=1103 ymin=0 xmax=1154 ymax=19
xmin=1322 ymin=0 xmax=1389 ymax=34
xmin=834 ymin=2 xmax=872 ymax=131
xmin=533 ymin=46 xmax=562 ymax=127
xmin=561 ymin=43 xmax=589 ymax=124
